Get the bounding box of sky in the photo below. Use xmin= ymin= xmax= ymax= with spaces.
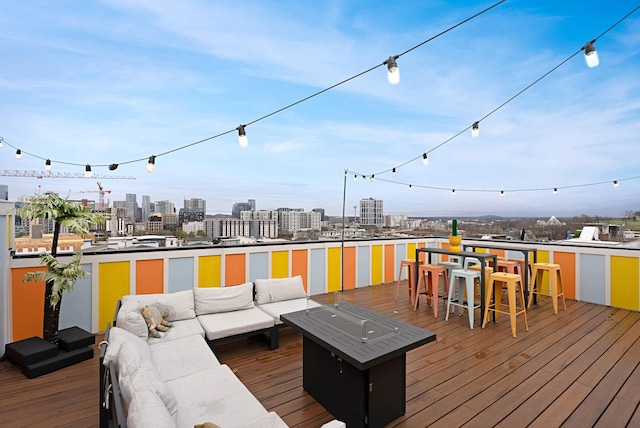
xmin=1 ymin=1 xmax=639 ymax=218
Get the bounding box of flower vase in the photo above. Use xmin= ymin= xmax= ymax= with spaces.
xmin=448 ymin=235 xmax=462 ymax=252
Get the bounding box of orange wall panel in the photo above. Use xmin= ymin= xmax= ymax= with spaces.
xmin=292 ymin=249 xmax=308 ymax=291
xmin=11 ymin=267 xmax=46 ymax=341
xmin=384 ymin=244 xmax=395 ymax=283
xmin=343 ymin=246 xmax=356 ymax=290
xmin=554 ymin=251 xmax=576 ymax=300
xmin=225 ymin=253 xmax=246 ymax=286
xmin=136 ymin=259 xmax=164 ymax=295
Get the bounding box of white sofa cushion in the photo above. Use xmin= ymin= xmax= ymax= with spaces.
xmin=117 ymin=290 xmax=196 ymax=339
xmin=103 ymin=326 xmax=151 ymax=371
xmin=197 ymin=307 xmax=274 ymax=341
xmin=194 ymin=282 xmax=255 ymax=315
xmin=254 ymin=276 xmax=307 ymax=305
xmin=126 ymin=388 xmax=177 ymax=428
xmin=118 ymin=341 xmax=178 ymax=418
xmin=149 ymin=334 xmax=220 ymax=382
xmin=257 ymin=298 xmax=322 ymax=324
xmin=145 ymin=318 xmax=205 ymax=344
xmin=167 ymin=365 xmax=272 ymax=428
xmin=122 ymin=289 xmax=196 ymax=321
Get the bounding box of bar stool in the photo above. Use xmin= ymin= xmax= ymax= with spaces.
xmin=497 ymin=260 xmax=519 ymax=275
xmin=508 ymin=258 xmax=532 ymax=285
xmin=446 ymin=268 xmax=482 ymax=329
xmin=527 ymin=263 xmax=566 ymax=314
xmin=395 ymin=259 xmax=420 ymax=305
xmin=482 ymin=272 xmax=528 ymax=338
xmin=414 ymin=264 xmax=449 ymax=317
xmin=439 ymin=255 xmax=462 ymax=282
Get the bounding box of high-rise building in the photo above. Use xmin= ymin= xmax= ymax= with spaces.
xmin=231 ymin=199 xmax=255 ymax=219
xmin=142 ymin=195 xmax=151 ymax=222
xmin=184 ymin=198 xmax=206 ymax=212
xmin=279 ymin=210 xmax=321 ymax=233
xmin=154 ymin=200 xmax=175 ymax=215
xmin=179 ymin=198 xmax=206 ymax=226
xmin=312 ymin=208 xmax=325 ymax=221
xmin=360 ymin=198 xmax=384 ymax=227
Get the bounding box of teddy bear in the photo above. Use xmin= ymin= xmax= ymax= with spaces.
xmin=141 ymin=305 xmax=173 ymax=338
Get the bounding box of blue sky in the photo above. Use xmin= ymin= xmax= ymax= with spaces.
xmin=1 ymin=1 xmax=639 ymax=217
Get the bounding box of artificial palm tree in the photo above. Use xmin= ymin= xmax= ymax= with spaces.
xmin=19 ymin=193 xmax=101 ymax=345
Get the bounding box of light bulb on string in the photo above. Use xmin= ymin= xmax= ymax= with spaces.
xmin=422 ymin=153 xmax=429 ymax=166
xmin=0 ymin=137 xmax=4 ymax=148
xmin=385 ymin=56 xmax=400 ymax=85
xmin=392 ymin=168 xmax=396 ymax=176
xmin=85 ymin=164 xmax=92 ymax=178
xmin=472 ymin=121 xmax=479 ymax=138
xmin=370 ymin=175 xmax=375 ymax=182
xmin=16 ymin=149 xmax=22 ymax=159
xmin=451 ymin=189 xmax=456 ymax=196
xmin=237 ymin=125 xmax=248 ymax=148
xmin=353 ymin=174 xmax=357 ymax=181
xmin=553 ymin=188 xmax=558 ymax=195
xmin=613 ymin=180 xmax=619 ymax=188
xmin=500 ymin=190 xmax=505 ymax=198
xmin=408 ymin=184 xmax=412 ymax=190
xmin=146 ymin=155 xmax=156 ymax=173
xmin=583 ymin=40 xmax=599 ymax=68
xmin=45 ymin=159 xmax=52 ymax=171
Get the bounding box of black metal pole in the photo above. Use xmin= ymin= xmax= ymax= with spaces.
xmin=341 ymin=170 xmax=347 ymax=292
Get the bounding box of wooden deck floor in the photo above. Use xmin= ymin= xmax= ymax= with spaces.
xmin=2 ymin=282 xmax=640 ymax=427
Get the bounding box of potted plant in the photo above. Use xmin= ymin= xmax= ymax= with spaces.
xmin=18 ymin=193 xmax=101 ymax=345
xmin=448 ymin=219 xmax=462 ymax=252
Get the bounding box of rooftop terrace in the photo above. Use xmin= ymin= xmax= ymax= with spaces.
xmin=2 ymin=281 xmax=640 ymax=427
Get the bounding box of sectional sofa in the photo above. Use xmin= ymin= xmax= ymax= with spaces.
xmin=99 ymin=276 xmax=339 ymax=428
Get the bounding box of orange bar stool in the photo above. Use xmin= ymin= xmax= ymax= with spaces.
xmin=446 ymin=268 xmax=482 ymax=329
xmin=497 ymin=259 xmax=519 ymax=274
xmin=414 ymin=264 xmax=449 ymax=317
xmin=527 ymin=262 xmax=566 ymax=314
xmin=509 ymin=258 xmax=532 ymax=285
xmin=482 ymin=272 xmax=528 ymax=338
xmin=395 ymin=259 xmax=420 ymax=305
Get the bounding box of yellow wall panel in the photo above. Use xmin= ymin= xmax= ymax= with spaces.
xmin=407 ymin=243 xmax=416 ymax=260
xmin=327 ymin=247 xmax=341 ymax=292
xmin=371 ymin=245 xmax=383 ymax=285
xmin=98 ymin=261 xmax=130 ymax=331
xmin=611 ymin=256 xmax=639 ymax=310
xmin=272 ymin=251 xmax=289 ymax=279
xmin=198 ymin=255 xmax=221 ymax=288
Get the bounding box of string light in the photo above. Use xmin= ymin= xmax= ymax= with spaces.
xmin=553 ymin=188 xmax=558 ymax=195
xmin=472 ymin=121 xmax=479 ymax=138
xmin=16 ymin=149 xmax=22 ymax=159
xmin=408 ymin=184 xmax=412 ymax=190
xmin=0 ymin=137 xmax=3 ymax=148
xmin=613 ymin=180 xmax=619 ymax=188
xmin=370 ymin=175 xmax=375 ymax=182
xmin=451 ymin=189 xmax=456 ymax=195
xmin=422 ymin=153 xmax=429 ymax=166
xmin=385 ymin=56 xmax=400 ymax=85
xmin=146 ymin=155 xmax=156 ymax=173
xmin=500 ymin=190 xmax=505 ymax=197
xmin=353 ymin=174 xmax=357 ymax=181
xmin=392 ymin=168 xmax=396 ymax=176
xmin=45 ymin=159 xmax=52 ymax=171
xmin=237 ymin=125 xmax=248 ymax=148
xmin=583 ymin=40 xmax=599 ymax=68
xmin=85 ymin=164 xmax=92 ymax=178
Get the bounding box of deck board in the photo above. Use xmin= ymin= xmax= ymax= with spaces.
xmin=1 ymin=281 xmax=640 ymax=427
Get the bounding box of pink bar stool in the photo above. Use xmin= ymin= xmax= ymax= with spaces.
xmin=414 ymin=264 xmax=449 ymax=317
xmin=395 ymin=259 xmax=420 ymax=305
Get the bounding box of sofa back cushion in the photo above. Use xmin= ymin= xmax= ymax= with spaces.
xmin=103 ymin=326 xmax=152 ymax=371
xmin=254 ymin=276 xmax=307 ymax=305
xmin=117 ymin=290 xmax=196 ymax=338
xmin=194 ymin=282 xmax=255 ymax=315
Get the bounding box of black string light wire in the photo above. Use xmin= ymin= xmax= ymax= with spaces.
xmin=0 ymin=1 xmax=506 ymax=172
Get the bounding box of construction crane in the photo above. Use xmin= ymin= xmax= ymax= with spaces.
xmin=0 ymin=170 xmax=136 ymax=179
xmin=79 ymin=182 xmax=111 ymax=211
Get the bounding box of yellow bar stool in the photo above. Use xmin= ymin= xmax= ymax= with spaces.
xmin=395 ymin=259 xmax=420 ymax=305
xmin=482 ymin=272 xmax=528 ymax=338
xmin=527 ymin=262 xmax=566 ymax=314
xmin=414 ymin=264 xmax=449 ymax=317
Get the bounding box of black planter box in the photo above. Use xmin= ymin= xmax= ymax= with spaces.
xmin=58 ymin=326 xmax=95 ymax=352
xmin=4 ymin=337 xmax=58 ymax=367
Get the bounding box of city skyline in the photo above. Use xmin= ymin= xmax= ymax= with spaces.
xmin=1 ymin=1 xmax=639 ymax=218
